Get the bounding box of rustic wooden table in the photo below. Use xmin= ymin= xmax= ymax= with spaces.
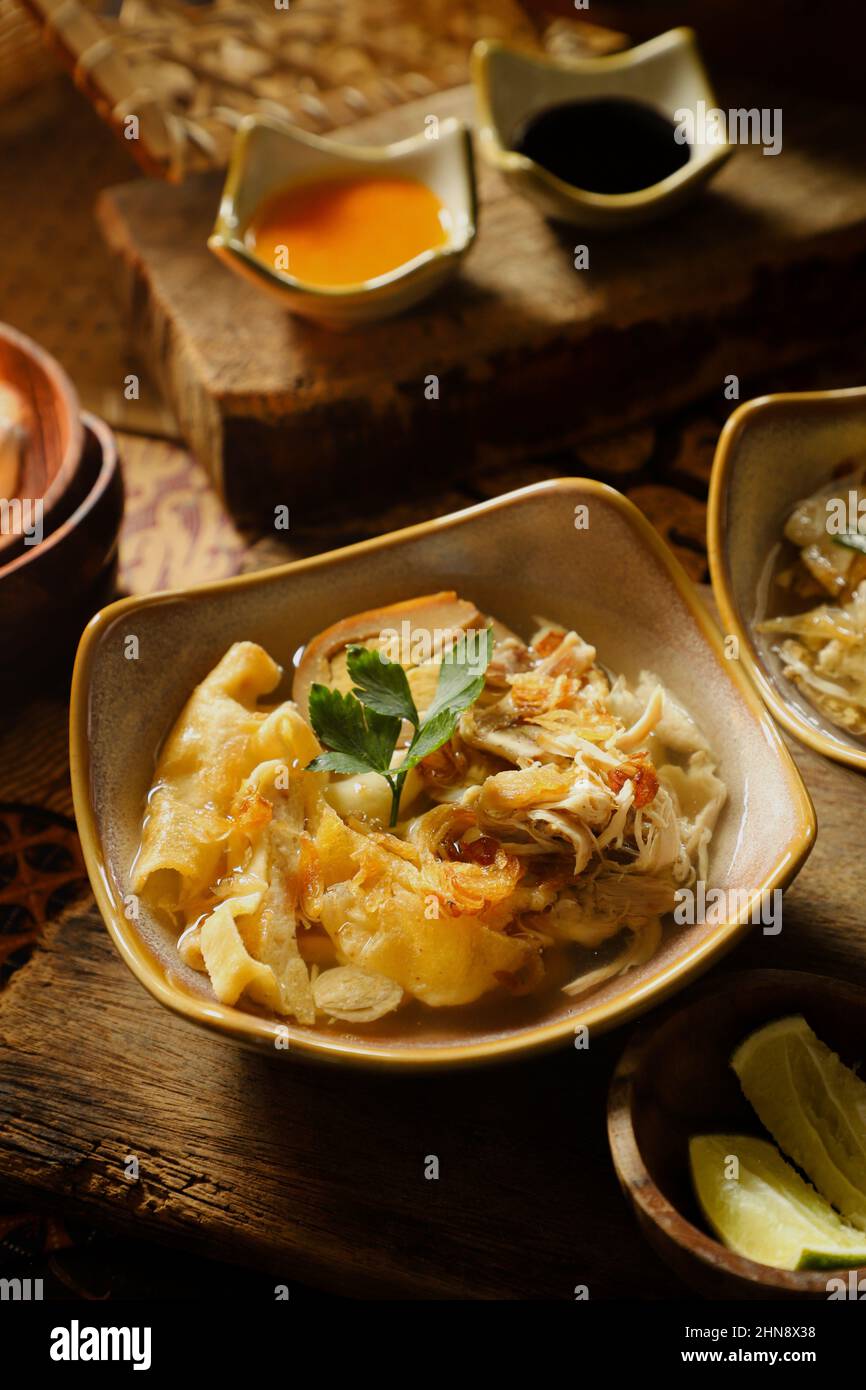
xmin=2 ymin=78 xmax=866 ymax=1302
xmin=1 ymin=727 xmax=865 ymax=1300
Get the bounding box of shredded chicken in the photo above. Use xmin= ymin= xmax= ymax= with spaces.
xmin=421 ymin=620 xmax=726 ymax=996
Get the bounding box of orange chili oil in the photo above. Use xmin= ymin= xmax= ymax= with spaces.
xmin=245 ymin=174 xmax=451 ymax=288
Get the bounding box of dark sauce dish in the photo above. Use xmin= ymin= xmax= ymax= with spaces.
xmin=472 ymin=29 xmax=732 ymax=229
xmin=511 ymin=97 xmax=691 ymax=197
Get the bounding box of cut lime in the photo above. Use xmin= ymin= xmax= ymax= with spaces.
xmin=690 ymin=1134 xmax=866 ymax=1271
xmin=732 ymin=1015 xmax=866 ymax=1231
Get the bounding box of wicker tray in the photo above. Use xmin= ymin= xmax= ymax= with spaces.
xmin=0 ymin=0 xmax=60 ymax=102
xmin=18 ymin=0 xmax=538 ymax=179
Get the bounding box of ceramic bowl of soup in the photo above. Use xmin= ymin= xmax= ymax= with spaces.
xmin=70 ymin=480 xmax=814 ymax=1069
xmin=208 ymin=114 xmax=477 ymax=328
xmin=472 ymin=28 xmax=732 ymax=229
xmin=708 ymin=386 xmax=866 ymax=772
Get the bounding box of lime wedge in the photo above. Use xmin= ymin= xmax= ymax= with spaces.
xmin=732 ymin=1015 xmax=866 ymax=1231
xmin=690 ymin=1134 xmax=866 ymax=1271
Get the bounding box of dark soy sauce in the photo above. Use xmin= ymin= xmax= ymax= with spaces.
xmin=511 ymin=97 xmax=690 ymax=195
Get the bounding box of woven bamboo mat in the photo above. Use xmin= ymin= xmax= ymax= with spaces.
xmin=19 ymin=0 xmax=540 ymax=178
xmin=0 ymin=0 xmax=59 ymax=102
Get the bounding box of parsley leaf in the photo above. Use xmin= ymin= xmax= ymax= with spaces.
xmin=306 ymin=685 xmax=400 ymax=776
xmin=423 ymin=627 xmax=494 ymax=724
xmin=399 ymin=709 xmax=459 ymax=770
xmin=346 ymin=645 xmax=419 ymax=727
xmin=305 ymin=627 xmax=493 ymax=825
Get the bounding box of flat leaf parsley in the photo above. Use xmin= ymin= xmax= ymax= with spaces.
xmin=306 ymin=630 xmax=493 ymax=826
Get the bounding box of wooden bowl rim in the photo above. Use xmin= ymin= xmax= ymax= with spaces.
xmin=0 ymin=321 xmax=84 ymax=535
xmin=607 ymin=966 xmax=866 ymax=1294
xmin=0 ymin=411 xmax=118 ymax=582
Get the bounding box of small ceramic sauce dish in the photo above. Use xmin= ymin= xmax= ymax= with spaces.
xmin=208 ymin=114 xmax=477 ymax=328
xmin=472 ymin=27 xmax=731 ymax=229
xmin=709 ymin=386 xmax=866 ymax=773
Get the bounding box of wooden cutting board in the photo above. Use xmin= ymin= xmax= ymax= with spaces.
xmin=1 ymin=730 xmax=864 ymax=1300
xmin=97 ymin=85 xmax=866 ymax=528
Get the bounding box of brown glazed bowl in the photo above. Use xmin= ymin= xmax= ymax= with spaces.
xmin=0 ymin=412 xmax=123 ymax=686
xmin=0 ymin=322 xmax=83 ymax=563
xmin=71 ymin=479 xmax=813 ymax=1069
xmin=608 ymin=968 xmax=866 ymax=1298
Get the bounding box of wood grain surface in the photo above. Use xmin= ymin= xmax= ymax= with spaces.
xmin=0 ymin=720 xmax=863 ymax=1300
xmin=97 ymin=83 xmax=866 ymax=526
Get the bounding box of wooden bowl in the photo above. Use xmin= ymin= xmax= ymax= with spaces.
xmin=0 ymin=412 xmax=123 ymax=687
xmin=607 ymin=968 xmax=866 ymax=1298
xmin=0 ymin=322 xmax=83 ymax=562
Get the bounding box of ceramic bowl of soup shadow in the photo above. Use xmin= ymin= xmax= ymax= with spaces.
xmin=208 ymin=114 xmax=478 ymax=328
xmin=472 ymin=27 xmax=732 ymax=229
xmin=70 ymin=479 xmax=814 ymax=1070
xmin=608 ymin=968 xmax=866 ymax=1299
xmin=708 ymin=385 xmax=866 ymax=772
